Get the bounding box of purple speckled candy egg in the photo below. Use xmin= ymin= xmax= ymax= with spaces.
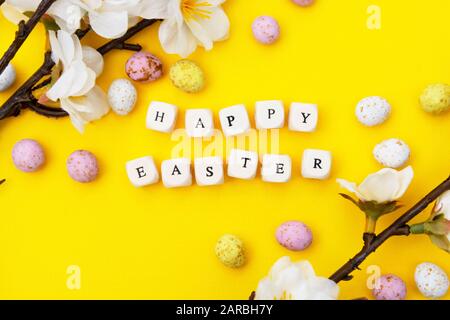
xmin=125 ymin=51 xmax=163 ymax=83
xmin=252 ymin=16 xmax=280 ymax=45
xmin=276 ymin=220 xmax=313 ymax=251
xmin=67 ymin=150 xmax=99 ymax=183
xmin=372 ymin=274 xmax=407 ymax=300
xmin=292 ymin=0 xmax=315 ymax=7
xmin=12 ymin=139 xmax=45 ymax=172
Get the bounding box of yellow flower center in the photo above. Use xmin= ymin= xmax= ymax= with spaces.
xmin=181 ymin=0 xmax=212 ymax=20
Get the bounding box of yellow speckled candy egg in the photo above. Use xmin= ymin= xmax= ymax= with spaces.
xmin=420 ymin=83 xmax=450 ymax=114
xmin=169 ymin=59 xmax=205 ymax=93
xmin=215 ymin=234 xmax=245 ymax=268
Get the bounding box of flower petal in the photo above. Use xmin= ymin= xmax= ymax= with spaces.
xmin=46 ymin=64 xmax=78 ymax=101
xmin=82 ymin=46 xmax=104 ymax=77
xmin=435 ymin=191 xmax=450 ymax=220
xmin=48 ymin=30 xmax=62 ymax=65
xmin=392 ymin=166 xmax=414 ymax=200
xmin=5 ymin=0 xmax=39 ymax=11
xmin=268 ymin=256 xmax=291 ymax=280
xmin=159 ymin=18 xmax=197 ymax=57
xmin=47 ymin=61 xmax=96 ymax=100
xmin=306 ymin=278 xmax=340 ymax=300
xmin=256 ymin=257 xmax=339 ymax=300
xmin=130 ymin=0 xmax=169 ymax=19
xmin=57 ymin=30 xmax=77 ymax=68
xmin=49 ymin=0 xmax=83 ymax=33
xmin=1 ymin=3 xmax=28 ymax=24
xmin=185 ymin=18 xmax=213 ymax=50
xmin=358 ymin=168 xmax=401 ymax=203
xmin=89 ymin=10 xmax=128 ymax=39
xmin=195 ymin=6 xmax=229 ymax=42
xmin=60 ymin=86 xmax=109 ymax=133
xmin=336 ymin=178 xmax=366 ymax=201
xmin=73 ymin=65 xmax=97 ymax=97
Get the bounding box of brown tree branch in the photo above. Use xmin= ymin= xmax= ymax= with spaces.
xmin=249 ymin=176 xmax=450 ymax=299
xmin=329 ymin=175 xmax=450 ymax=283
xmin=0 ymin=0 xmax=57 ymax=75
xmin=0 ymin=19 xmax=158 ymax=120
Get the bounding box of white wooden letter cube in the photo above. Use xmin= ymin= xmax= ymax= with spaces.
xmin=194 ymin=157 xmax=224 ymax=186
xmin=185 ymin=109 xmax=214 ymax=137
xmin=146 ymin=101 xmax=178 ymax=133
xmin=261 ymin=154 xmax=292 ymax=183
xmin=227 ymin=149 xmax=258 ymax=180
xmin=126 ymin=156 xmax=159 ymax=187
xmin=255 ymin=100 xmax=285 ymax=129
xmin=301 ymin=149 xmax=332 ymax=180
xmin=219 ymin=104 xmax=251 ymax=137
xmin=161 ymin=158 xmax=192 ymax=188
xmin=288 ymin=102 xmax=318 ymax=132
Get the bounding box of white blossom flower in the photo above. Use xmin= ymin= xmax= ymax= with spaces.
xmin=1 ymin=0 xmax=148 ymax=38
xmin=337 ymin=166 xmax=414 ymax=204
xmin=1 ymin=0 xmax=83 ymax=33
xmin=150 ymin=0 xmax=230 ymax=57
xmin=254 ymin=256 xmax=339 ymax=300
xmin=434 ymin=191 xmax=450 ymax=222
xmin=46 ymin=29 xmax=109 ymax=132
xmin=430 ymin=190 xmax=450 ymax=245
xmin=410 ymin=190 xmax=450 ymax=253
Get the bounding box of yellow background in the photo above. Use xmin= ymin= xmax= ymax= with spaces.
xmin=0 ymin=0 xmax=449 ymax=300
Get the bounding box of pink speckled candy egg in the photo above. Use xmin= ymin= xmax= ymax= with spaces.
xmin=125 ymin=51 xmax=163 ymax=83
xmin=372 ymin=274 xmax=407 ymax=300
xmin=292 ymin=0 xmax=315 ymax=7
xmin=252 ymin=16 xmax=280 ymax=45
xmin=12 ymin=139 xmax=45 ymax=172
xmin=276 ymin=221 xmax=313 ymax=251
xmin=67 ymin=150 xmax=99 ymax=183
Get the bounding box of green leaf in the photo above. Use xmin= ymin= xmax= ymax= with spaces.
xmin=339 ymin=193 xmax=360 ymax=207
xmin=429 ymin=235 xmax=450 ymax=253
xmin=358 ymin=200 xmax=401 ymax=219
xmin=42 ymin=17 xmax=59 ymax=31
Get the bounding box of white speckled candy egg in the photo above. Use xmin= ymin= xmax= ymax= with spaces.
xmin=107 ymin=79 xmax=137 ymax=116
xmin=415 ymin=262 xmax=449 ymax=299
xmin=0 ymin=63 xmax=16 ymax=92
xmin=355 ymin=96 xmax=391 ymax=126
xmin=373 ymin=138 xmax=410 ymax=168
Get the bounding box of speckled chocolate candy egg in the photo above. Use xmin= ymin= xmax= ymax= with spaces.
xmin=125 ymin=51 xmax=163 ymax=83
xmin=276 ymin=221 xmax=313 ymax=251
xmin=169 ymin=59 xmax=205 ymax=93
xmin=107 ymin=79 xmax=137 ymax=115
xmin=356 ymin=96 xmax=391 ymax=126
xmin=215 ymin=234 xmax=245 ymax=268
xmin=373 ymin=138 xmax=410 ymax=168
xmin=372 ymin=274 xmax=407 ymax=300
xmin=420 ymin=83 xmax=450 ymax=114
xmin=415 ymin=262 xmax=449 ymax=299
xmin=252 ymin=16 xmax=280 ymax=45
xmin=292 ymin=0 xmax=315 ymax=6
xmin=67 ymin=150 xmax=99 ymax=183
xmin=12 ymin=139 xmax=45 ymax=172
xmin=0 ymin=63 xmax=16 ymax=92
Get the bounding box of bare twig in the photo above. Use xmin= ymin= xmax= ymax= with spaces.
xmin=0 ymin=0 xmax=57 ymax=75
